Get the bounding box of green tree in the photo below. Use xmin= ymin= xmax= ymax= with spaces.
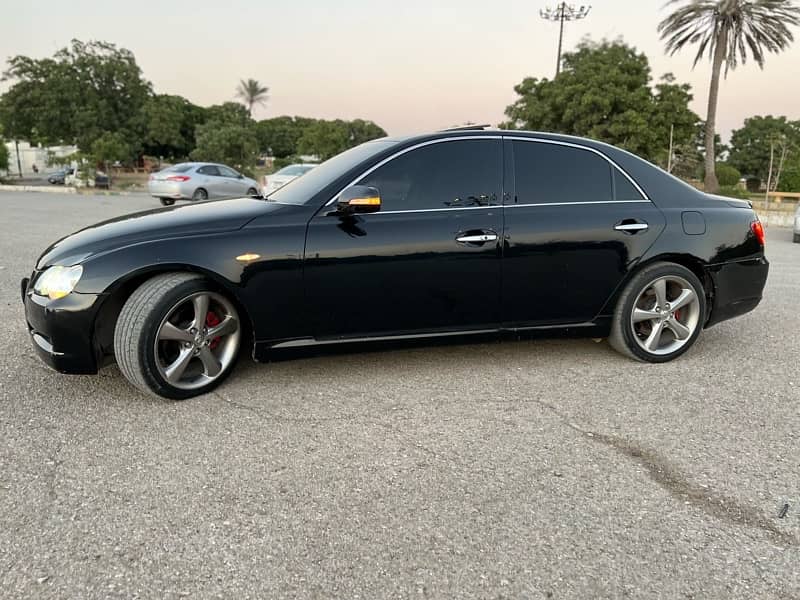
xmin=659 ymin=0 xmax=800 ymax=194
xmin=777 ymin=158 xmax=800 ymax=192
xmin=191 ymin=122 xmax=258 ymax=174
xmin=204 ymin=102 xmax=253 ymax=127
xmin=0 ymin=138 xmax=9 ymax=173
xmin=235 ymin=78 xmax=269 ymax=116
xmin=255 ymin=116 xmax=315 ymax=157
xmin=298 ymin=119 xmax=386 ymax=160
xmin=142 ymin=94 xmax=206 ymax=159
xmin=728 ymin=115 xmax=800 ymax=183
xmin=503 ymin=40 xmax=699 ymax=164
xmin=91 ymin=131 xmax=132 ymax=167
xmin=0 ymin=40 xmax=152 ymax=151
xmin=715 ymin=162 xmax=742 ymax=186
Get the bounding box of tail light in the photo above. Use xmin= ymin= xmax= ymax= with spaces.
xmin=751 ymin=220 xmax=765 ymax=246
xmin=167 ymin=175 xmax=190 ymax=182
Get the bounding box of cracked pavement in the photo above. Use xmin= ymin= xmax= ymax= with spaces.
xmin=1 ymin=191 xmax=799 ymax=599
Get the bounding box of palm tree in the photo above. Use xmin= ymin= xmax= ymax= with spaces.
xmin=235 ymin=78 xmax=269 ymax=117
xmin=659 ymin=0 xmax=800 ymax=193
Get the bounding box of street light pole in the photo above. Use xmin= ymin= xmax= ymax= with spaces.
xmin=540 ymin=3 xmax=592 ymax=77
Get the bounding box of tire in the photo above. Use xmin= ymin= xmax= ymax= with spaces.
xmin=114 ymin=273 xmax=242 ymax=399
xmin=793 ymin=233 xmax=800 ymax=244
xmin=191 ymin=188 xmax=208 ymax=201
xmin=159 ymin=198 xmax=175 ymax=206
xmin=246 ymin=187 xmax=258 ymax=197
xmin=609 ymin=262 xmax=706 ymax=363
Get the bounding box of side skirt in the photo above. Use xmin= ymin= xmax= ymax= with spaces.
xmin=252 ymin=319 xmax=612 ymax=362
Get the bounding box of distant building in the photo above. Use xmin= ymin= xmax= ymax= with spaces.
xmin=1 ymin=141 xmax=78 ymax=177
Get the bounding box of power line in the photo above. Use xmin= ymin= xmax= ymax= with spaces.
xmin=539 ymin=3 xmax=592 ymax=77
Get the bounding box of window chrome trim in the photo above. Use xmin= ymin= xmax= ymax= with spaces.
xmin=505 ymin=136 xmax=651 ymax=202
xmin=325 ymin=135 xmax=502 ymax=206
xmin=505 ymin=200 xmax=650 ymax=209
xmin=323 ymin=134 xmax=651 ymax=209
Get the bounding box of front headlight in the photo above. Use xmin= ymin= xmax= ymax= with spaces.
xmin=33 ymin=265 xmax=83 ymax=300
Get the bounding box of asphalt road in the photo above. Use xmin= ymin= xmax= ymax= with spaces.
xmin=1 ymin=191 xmax=799 ymax=599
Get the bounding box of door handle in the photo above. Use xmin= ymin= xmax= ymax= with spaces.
xmin=456 ymin=233 xmax=498 ymax=243
xmin=614 ymin=222 xmax=649 ymax=233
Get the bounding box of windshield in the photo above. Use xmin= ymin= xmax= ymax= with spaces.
xmin=268 ymin=141 xmax=396 ymax=205
xmin=276 ymin=165 xmax=315 ymax=176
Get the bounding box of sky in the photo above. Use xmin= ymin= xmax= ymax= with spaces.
xmin=1 ymin=0 xmax=799 ymax=142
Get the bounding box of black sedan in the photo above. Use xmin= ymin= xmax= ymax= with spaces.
xmin=22 ymin=129 xmax=769 ymax=399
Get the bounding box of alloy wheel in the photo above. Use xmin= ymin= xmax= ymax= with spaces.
xmin=154 ymin=292 xmax=240 ymax=390
xmin=630 ymin=275 xmax=701 ymax=356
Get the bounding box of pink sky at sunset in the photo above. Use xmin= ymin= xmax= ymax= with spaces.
xmin=2 ymin=0 xmax=799 ymax=141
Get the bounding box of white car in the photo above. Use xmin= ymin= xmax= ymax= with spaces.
xmin=794 ymin=203 xmax=799 ymax=243
xmin=262 ymin=164 xmax=316 ymax=196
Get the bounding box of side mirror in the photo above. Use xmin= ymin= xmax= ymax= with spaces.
xmin=237 ymin=173 xmax=244 ymax=179
xmin=337 ymin=185 xmax=382 ymax=214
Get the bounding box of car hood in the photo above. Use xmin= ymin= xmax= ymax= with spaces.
xmin=37 ymin=197 xmax=272 ymax=269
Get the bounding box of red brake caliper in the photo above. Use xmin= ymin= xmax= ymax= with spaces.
xmin=205 ymin=312 xmax=222 ymax=350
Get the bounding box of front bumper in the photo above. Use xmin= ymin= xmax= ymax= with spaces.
xmin=705 ymin=257 xmax=769 ymax=328
xmin=22 ymin=277 xmax=103 ymax=374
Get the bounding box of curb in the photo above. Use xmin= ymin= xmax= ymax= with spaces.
xmin=0 ymin=184 xmax=77 ymax=194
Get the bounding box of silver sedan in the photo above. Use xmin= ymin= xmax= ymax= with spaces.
xmin=149 ymin=162 xmax=260 ymax=206
xmin=794 ymin=203 xmax=800 ymax=243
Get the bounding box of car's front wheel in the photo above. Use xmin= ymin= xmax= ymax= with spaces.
xmin=114 ymin=273 xmax=242 ymax=399
xmin=609 ymin=262 xmax=706 ymax=363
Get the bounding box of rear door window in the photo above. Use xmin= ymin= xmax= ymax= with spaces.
xmin=511 ymin=141 xmax=613 ymax=204
xmin=197 ymin=165 xmax=220 ymax=176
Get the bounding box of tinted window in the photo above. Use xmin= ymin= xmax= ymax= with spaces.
xmin=614 ymin=169 xmax=645 ymax=200
xmin=513 ymin=141 xmax=612 ymax=204
xmin=217 ymin=165 xmax=239 ymax=178
xmin=270 ymin=141 xmax=396 ymax=205
xmin=358 ymin=139 xmax=501 ymax=211
xmin=197 ymin=165 xmax=220 ymax=176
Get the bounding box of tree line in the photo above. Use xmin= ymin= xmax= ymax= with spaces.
xmin=0 ymin=40 xmax=386 ymax=174
xmin=502 ymin=39 xmax=800 ymax=193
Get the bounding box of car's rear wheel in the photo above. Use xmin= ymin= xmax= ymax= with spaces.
xmin=192 ymin=188 xmax=208 ymax=201
xmin=159 ymin=198 xmax=175 ymax=206
xmin=114 ymin=273 xmax=242 ymax=399
xmin=609 ymin=262 xmax=706 ymax=363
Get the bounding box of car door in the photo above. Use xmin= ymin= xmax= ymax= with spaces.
xmin=218 ymin=165 xmax=247 ymax=196
xmin=502 ymin=137 xmax=666 ymax=327
xmin=196 ymin=165 xmax=223 ymax=197
xmin=303 ymin=137 xmax=504 ymax=339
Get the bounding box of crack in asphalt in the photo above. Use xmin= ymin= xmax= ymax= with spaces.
xmin=530 ymin=398 xmax=797 ymax=548
xmin=213 ymin=390 xmax=795 ymax=547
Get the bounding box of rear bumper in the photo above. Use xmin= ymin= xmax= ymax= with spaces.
xmin=148 ymin=181 xmax=186 ymax=199
xmin=22 ymin=278 xmax=103 ymax=374
xmin=705 ymin=257 xmax=769 ymax=328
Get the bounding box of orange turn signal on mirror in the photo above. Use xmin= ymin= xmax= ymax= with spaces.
xmin=236 ymin=253 xmax=261 ymax=262
xmin=348 ymin=197 xmax=381 ymax=206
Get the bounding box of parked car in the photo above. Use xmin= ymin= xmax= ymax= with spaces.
xmin=21 ymin=129 xmax=769 ymax=399
xmin=47 ymin=169 xmax=71 ymax=185
xmin=262 ymin=163 xmax=316 ymax=195
xmin=149 ymin=162 xmax=260 ymax=206
xmin=65 ymin=169 xmax=98 ymax=188
xmin=794 ymin=203 xmax=800 ymax=243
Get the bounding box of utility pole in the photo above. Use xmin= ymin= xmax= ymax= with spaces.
xmin=540 ymin=3 xmax=592 ymax=77
xmin=765 ymin=139 xmax=775 ymax=210
xmin=667 ymin=124 xmax=675 ymax=174
xmin=15 ymin=140 xmax=22 ymax=178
